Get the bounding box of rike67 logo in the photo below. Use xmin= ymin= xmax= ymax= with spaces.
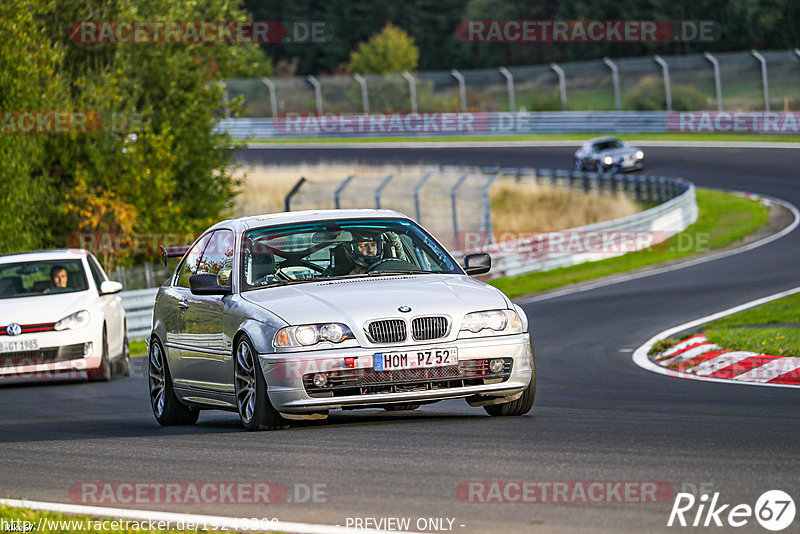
xmin=668 ymin=490 xmax=795 ymax=531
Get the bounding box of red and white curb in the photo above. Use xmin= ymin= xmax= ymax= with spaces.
xmin=651 ymin=334 xmax=800 ymax=385
xmin=632 ymin=286 xmax=800 ymax=389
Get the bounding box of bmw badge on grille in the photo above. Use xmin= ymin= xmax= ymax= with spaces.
xmin=398 ymin=306 xmax=411 ymax=313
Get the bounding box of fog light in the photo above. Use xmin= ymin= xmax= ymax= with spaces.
xmin=84 ymin=342 xmax=93 ymax=357
xmin=313 ymin=372 xmax=328 ymax=388
xmin=489 ymin=359 xmax=504 ymax=373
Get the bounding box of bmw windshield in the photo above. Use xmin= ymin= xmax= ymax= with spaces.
xmin=240 ymin=218 xmax=461 ymax=291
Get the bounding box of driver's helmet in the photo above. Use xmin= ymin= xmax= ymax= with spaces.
xmin=344 ymin=229 xmax=384 ymax=269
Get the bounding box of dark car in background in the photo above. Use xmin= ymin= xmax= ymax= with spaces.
xmin=574 ymin=136 xmax=645 ymax=173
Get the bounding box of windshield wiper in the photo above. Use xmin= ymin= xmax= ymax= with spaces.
xmin=366 ymin=270 xmax=432 ymax=276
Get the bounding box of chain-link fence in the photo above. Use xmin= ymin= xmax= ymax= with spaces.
xmin=226 ymin=50 xmax=800 ymax=117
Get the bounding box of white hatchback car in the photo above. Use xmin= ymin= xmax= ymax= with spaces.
xmin=0 ymin=249 xmax=129 ymax=382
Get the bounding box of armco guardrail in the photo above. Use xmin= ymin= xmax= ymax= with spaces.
xmin=121 ymin=288 xmax=158 ymax=340
xmin=218 ymin=112 xmax=673 ymax=138
xmin=457 ymin=169 xmax=697 ymax=278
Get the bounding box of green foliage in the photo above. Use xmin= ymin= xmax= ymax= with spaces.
xmin=705 ymin=328 xmax=800 ymax=357
xmin=0 ymin=0 xmax=254 ymax=268
xmin=524 ymin=90 xmax=563 ymax=112
xmin=704 ymin=292 xmax=800 ymax=329
xmin=349 ymin=24 xmax=419 ymax=75
xmin=624 ymin=76 xmax=709 ymax=111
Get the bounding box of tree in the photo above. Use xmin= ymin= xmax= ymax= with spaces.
xmin=349 ymin=24 xmax=419 ymax=74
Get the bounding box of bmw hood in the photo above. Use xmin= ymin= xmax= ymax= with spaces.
xmin=241 ymin=274 xmax=510 ymax=327
xmin=0 ymin=291 xmax=93 ymax=325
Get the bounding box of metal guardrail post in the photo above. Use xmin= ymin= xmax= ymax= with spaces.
xmin=603 ymin=58 xmax=621 ymax=111
xmin=704 ymin=52 xmax=723 ymax=111
xmin=261 ymin=77 xmax=278 ymax=118
xmin=654 ymin=55 xmax=672 ymax=112
xmin=499 ymin=67 xmax=516 ymax=112
xmin=334 ymin=175 xmax=355 ymax=209
xmin=219 ymin=82 xmax=230 ymax=119
xmin=450 ymin=69 xmax=467 ymax=112
xmin=402 ymin=72 xmax=418 ymax=113
xmin=550 ymin=63 xmax=567 ymax=110
xmin=353 ymin=74 xmax=369 ymax=114
xmin=450 ymin=174 xmax=469 ymax=242
xmin=479 ymin=173 xmax=501 ymax=238
xmin=374 ymin=174 xmax=395 ymax=209
xmin=306 ymin=75 xmax=323 ymax=115
xmin=284 ymin=177 xmax=306 ymax=212
xmin=751 ymin=50 xmax=770 ymax=111
xmin=413 ymin=173 xmax=432 ymax=223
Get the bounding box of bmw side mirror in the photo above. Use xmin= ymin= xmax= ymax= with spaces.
xmin=99 ymin=280 xmax=123 ymax=295
xmin=189 ymin=274 xmax=231 ymax=296
xmin=464 ymin=253 xmax=491 ymax=276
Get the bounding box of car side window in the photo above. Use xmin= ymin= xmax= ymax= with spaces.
xmin=196 ymin=230 xmax=234 ymax=286
xmin=175 ymin=233 xmax=212 ymax=288
xmin=86 ymin=255 xmax=106 ymax=290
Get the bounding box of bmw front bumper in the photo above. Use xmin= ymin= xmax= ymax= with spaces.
xmin=257 ymin=333 xmax=533 ymax=413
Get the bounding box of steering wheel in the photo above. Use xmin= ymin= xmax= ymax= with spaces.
xmin=366 ymin=258 xmax=419 ymax=273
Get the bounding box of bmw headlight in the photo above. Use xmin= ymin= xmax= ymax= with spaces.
xmin=274 ymin=323 xmax=354 ymax=348
xmin=603 ymin=156 xmax=614 ymax=165
xmin=635 ymin=150 xmax=644 ymax=159
xmin=458 ymin=310 xmax=522 ymax=338
xmin=54 ymin=310 xmax=90 ymax=331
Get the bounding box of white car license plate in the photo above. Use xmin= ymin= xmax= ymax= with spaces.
xmin=374 ymin=347 xmax=458 ymax=371
xmin=0 ymin=339 xmax=39 ymax=353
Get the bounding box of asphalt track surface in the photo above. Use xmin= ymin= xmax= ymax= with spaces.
xmin=2 ymin=146 xmax=800 ymax=533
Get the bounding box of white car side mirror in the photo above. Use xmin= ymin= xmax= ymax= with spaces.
xmin=100 ymin=280 xmax=123 ymax=295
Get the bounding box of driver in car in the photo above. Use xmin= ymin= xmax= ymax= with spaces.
xmin=345 ymin=232 xmax=383 ymax=274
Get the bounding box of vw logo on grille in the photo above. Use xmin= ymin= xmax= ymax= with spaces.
xmin=398 ymin=306 xmax=411 ymax=313
xmin=6 ymin=323 xmax=22 ymax=336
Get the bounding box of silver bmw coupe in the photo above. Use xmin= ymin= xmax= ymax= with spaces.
xmin=148 ymin=209 xmax=535 ymax=430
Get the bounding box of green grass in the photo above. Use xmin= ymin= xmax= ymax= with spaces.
xmin=698 ymin=290 xmax=800 ymax=357
xmin=129 ymin=340 xmax=147 ymax=357
xmin=703 ymin=292 xmax=800 ymax=329
xmin=705 ymin=328 xmax=800 ymax=358
xmin=240 ymin=132 xmax=800 ymax=144
xmin=488 ymin=188 xmax=769 ymax=298
xmin=0 ymin=504 xmax=201 ymax=534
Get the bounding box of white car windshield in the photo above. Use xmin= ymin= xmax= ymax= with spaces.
xmin=0 ymin=259 xmax=89 ymax=299
xmin=241 ymin=218 xmax=461 ymax=290
xmin=594 ymin=139 xmax=624 ymax=151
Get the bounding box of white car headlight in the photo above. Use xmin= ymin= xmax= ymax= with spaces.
xmin=459 ymin=310 xmax=523 ymax=338
xmin=54 ymin=310 xmax=90 ymax=331
xmin=603 ymin=156 xmax=614 ymax=165
xmin=635 ymin=150 xmax=644 ymax=159
xmin=274 ymin=323 xmax=354 ymax=348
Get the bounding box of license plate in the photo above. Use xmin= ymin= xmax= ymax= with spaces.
xmin=0 ymin=339 xmax=39 ymax=353
xmin=374 ymin=347 xmax=457 ymax=371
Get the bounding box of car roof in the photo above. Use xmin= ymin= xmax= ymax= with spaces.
xmin=0 ymin=249 xmax=90 ymax=264
xmin=587 ymin=136 xmax=622 ymax=144
xmin=209 ymin=208 xmax=410 ymax=233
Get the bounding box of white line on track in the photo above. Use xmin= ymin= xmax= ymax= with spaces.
xmin=516 ymin=194 xmax=799 ymax=304
xmin=245 ymin=140 xmax=800 ymax=150
xmin=631 ymin=286 xmax=800 ymax=389
xmin=0 ymin=499 xmax=420 ymax=534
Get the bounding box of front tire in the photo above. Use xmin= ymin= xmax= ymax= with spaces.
xmin=484 ymin=356 xmax=536 ymax=417
xmin=87 ymin=327 xmax=111 ymax=381
xmin=117 ymin=329 xmax=131 ymax=377
xmin=148 ymin=337 xmax=199 ymax=426
xmin=234 ymin=336 xmax=288 ymax=431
